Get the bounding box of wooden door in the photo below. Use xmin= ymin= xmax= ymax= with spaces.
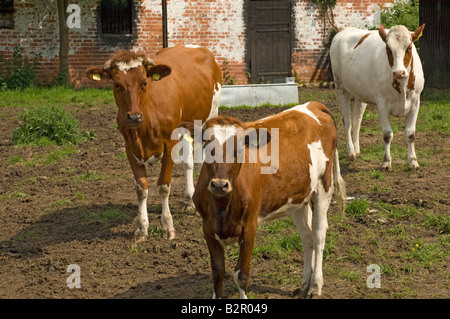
xmin=249 ymin=0 xmax=292 ymax=83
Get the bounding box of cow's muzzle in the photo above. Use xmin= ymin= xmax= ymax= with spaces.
xmin=393 ymin=70 xmax=407 ymax=80
xmin=208 ymin=179 xmax=232 ymax=196
xmin=127 ymin=113 xmax=143 ymax=127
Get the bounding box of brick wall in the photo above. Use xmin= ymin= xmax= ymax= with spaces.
xmin=0 ymin=0 xmax=394 ymax=87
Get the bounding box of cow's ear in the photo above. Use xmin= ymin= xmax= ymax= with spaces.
xmin=178 ymin=122 xmax=195 ymax=137
xmin=86 ymin=67 xmax=110 ymax=81
xmin=175 ymin=121 xmax=203 ymax=144
xmin=411 ymin=24 xmax=425 ymax=42
xmin=244 ymin=128 xmax=271 ymax=149
xmin=378 ymin=24 xmax=387 ymax=43
xmin=147 ymin=64 xmax=172 ymax=81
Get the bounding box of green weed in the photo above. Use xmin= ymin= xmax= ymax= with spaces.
xmin=346 ymin=198 xmax=369 ymax=216
xmin=422 ymin=214 xmax=450 ymax=234
xmin=12 ymin=105 xmax=82 ymax=146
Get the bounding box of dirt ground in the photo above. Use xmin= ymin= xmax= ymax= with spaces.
xmin=0 ymin=89 xmax=448 ymax=299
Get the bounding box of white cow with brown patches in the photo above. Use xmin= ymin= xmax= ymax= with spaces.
xmin=330 ymin=24 xmax=425 ymax=170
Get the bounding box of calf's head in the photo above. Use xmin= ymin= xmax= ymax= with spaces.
xmin=379 ymin=24 xmax=425 ymax=80
xmin=180 ymin=116 xmax=270 ymax=198
xmin=86 ymin=51 xmax=171 ymax=128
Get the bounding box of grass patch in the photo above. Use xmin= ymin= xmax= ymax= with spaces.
xmin=8 ymin=146 xmax=78 ymax=166
xmin=85 ymin=209 xmax=129 ymax=224
xmin=346 ymin=198 xmax=370 ymax=216
xmin=422 ymin=213 xmax=450 ymax=234
xmin=0 ymin=86 xmax=114 ymax=109
xmin=0 ymin=190 xmax=28 ymax=200
xmin=417 ymin=100 xmax=450 ymax=133
xmin=12 ymin=105 xmax=83 ymax=146
xmin=402 ymin=239 xmax=448 ymax=270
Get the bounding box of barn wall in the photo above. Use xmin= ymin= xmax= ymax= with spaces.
xmin=0 ymin=0 xmax=393 ymax=87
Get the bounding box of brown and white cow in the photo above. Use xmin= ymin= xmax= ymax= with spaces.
xmin=181 ymin=101 xmax=346 ymax=298
xmin=330 ymin=24 xmax=425 ymax=170
xmin=86 ymin=45 xmax=222 ymax=241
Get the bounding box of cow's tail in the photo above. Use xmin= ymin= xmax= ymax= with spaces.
xmin=333 ymin=148 xmax=346 ymax=214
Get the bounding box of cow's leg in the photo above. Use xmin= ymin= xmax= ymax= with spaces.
xmin=234 ymin=223 xmax=257 ymax=299
xmin=126 ymin=149 xmax=149 ymax=242
xmin=179 ymin=137 xmax=195 ymax=211
xmin=352 ymin=100 xmax=367 ymax=157
xmin=405 ymin=101 xmax=420 ymax=169
xmin=157 ymin=145 xmax=176 ymax=240
xmin=204 ymin=228 xmax=225 ymax=298
xmin=308 ymin=185 xmax=332 ymax=298
xmin=292 ymin=203 xmax=315 ymax=298
xmin=377 ymin=105 xmax=393 ymax=170
xmin=336 ymin=90 xmax=356 ymax=160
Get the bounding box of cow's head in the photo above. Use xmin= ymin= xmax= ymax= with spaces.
xmin=181 ymin=116 xmax=270 ymax=198
xmin=86 ymin=51 xmax=171 ymax=128
xmin=379 ymin=24 xmax=425 ymax=80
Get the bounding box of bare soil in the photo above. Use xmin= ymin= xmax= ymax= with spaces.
xmin=0 ymin=89 xmax=448 ymax=299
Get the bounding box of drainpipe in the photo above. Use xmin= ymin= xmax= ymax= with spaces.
xmin=162 ymin=0 xmax=168 ymax=48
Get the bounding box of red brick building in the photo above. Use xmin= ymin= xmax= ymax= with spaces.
xmin=0 ymin=0 xmax=392 ymax=87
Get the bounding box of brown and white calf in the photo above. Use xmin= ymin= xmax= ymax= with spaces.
xmin=86 ymin=45 xmax=222 ymax=241
xmin=330 ymin=24 xmax=425 ymax=170
xmin=181 ymin=102 xmax=346 ymax=298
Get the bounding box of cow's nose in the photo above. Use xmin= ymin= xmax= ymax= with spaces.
xmin=209 ymin=179 xmax=231 ymax=194
xmin=393 ymin=70 xmax=406 ymax=79
xmin=127 ymin=113 xmax=143 ymax=126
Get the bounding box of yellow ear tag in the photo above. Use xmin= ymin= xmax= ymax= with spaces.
xmin=183 ymin=133 xmax=194 ymax=144
xmin=152 ymin=73 xmax=161 ymax=81
xmin=92 ymin=73 xmax=101 ymax=81
xmin=418 ymin=30 xmax=423 ymax=39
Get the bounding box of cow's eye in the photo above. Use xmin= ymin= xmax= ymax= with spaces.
xmin=140 ymin=81 xmax=147 ymax=91
xmin=114 ymin=83 xmax=124 ymax=90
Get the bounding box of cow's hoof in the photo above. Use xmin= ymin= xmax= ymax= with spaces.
xmin=166 ymin=230 xmax=176 ymax=240
xmin=134 ymin=229 xmax=148 ymax=244
xmin=348 ymin=154 xmax=357 ymax=161
xmin=409 ymin=160 xmax=419 ymax=170
xmin=381 ymin=162 xmax=392 ymax=171
xmin=184 ymin=201 xmax=196 ymax=213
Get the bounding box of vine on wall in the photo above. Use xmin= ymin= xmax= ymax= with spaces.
xmin=312 ymin=0 xmax=338 ymax=46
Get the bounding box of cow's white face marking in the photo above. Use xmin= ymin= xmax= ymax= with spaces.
xmin=285 ymin=102 xmax=321 ymax=125
xmin=209 ymin=125 xmax=237 ymax=146
xmin=386 ymin=25 xmax=412 ymax=78
xmin=185 ymin=44 xmax=201 ymax=48
xmin=115 ymin=58 xmax=144 ymax=73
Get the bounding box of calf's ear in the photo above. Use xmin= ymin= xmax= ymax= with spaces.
xmin=146 ymin=64 xmax=172 ymax=81
xmin=378 ymin=24 xmax=387 ymax=43
xmin=175 ymin=122 xmax=203 ymax=144
xmin=411 ymin=24 xmax=425 ymax=42
xmin=86 ymin=67 xmax=110 ymax=81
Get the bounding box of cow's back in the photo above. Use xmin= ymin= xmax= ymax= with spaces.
xmin=249 ymin=102 xmax=337 ymax=218
xmin=152 ymin=46 xmax=221 ymax=123
xmin=330 ymin=28 xmax=389 ymax=104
